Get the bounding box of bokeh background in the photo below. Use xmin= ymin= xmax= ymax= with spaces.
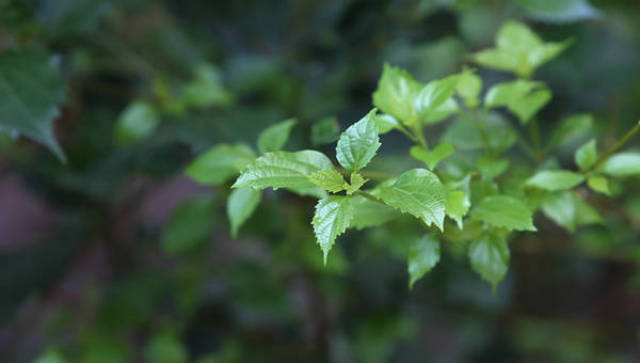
xmin=1 ymin=0 xmax=640 ymax=362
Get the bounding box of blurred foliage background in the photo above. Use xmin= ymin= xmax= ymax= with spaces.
xmin=1 ymin=0 xmax=640 ymax=362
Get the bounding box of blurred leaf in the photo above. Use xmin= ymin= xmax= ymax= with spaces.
xmin=421 ymin=98 xmax=459 ymax=124
xmin=485 ymin=80 xmax=551 ymax=124
xmin=469 ymin=232 xmax=510 ymax=289
xmin=408 ymin=235 xmax=441 ymax=288
xmin=33 ymin=348 xmax=67 ymax=363
xmin=410 ymin=142 xmax=455 ymax=170
xmin=336 ymin=109 xmax=380 ymax=172
xmin=541 ymin=191 xmax=601 ymax=232
xmin=586 ymin=175 xmax=610 ymax=195
xmin=444 ymin=113 xmax=517 ymax=152
xmin=372 ymin=63 xmax=422 ymax=125
xmin=185 ymin=144 xmax=256 ymax=185
xmin=601 ymin=152 xmax=640 ymax=177
xmin=233 ymin=150 xmax=333 ymax=197
xmin=349 ymin=196 xmax=400 ymax=230
xmin=513 ymin=0 xmax=600 ymax=23
xmin=526 ymin=170 xmax=585 ymax=191
xmin=378 ymin=169 xmax=446 ymax=231
xmin=477 ymin=156 xmax=510 ymax=180
xmin=0 ymin=48 xmax=65 ymax=160
xmin=472 ymin=195 xmax=536 ymax=231
xmin=549 ymin=113 xmax=594 ymax=147
xmin=312 ymin=196 xmax=353 ymax=263
xmin=114 ymin=101 xmax=159 ymax=145
xmin=145 ymin=328 xmax=187 ymax=363
xmin=257 ymin=118 xmax=296 ymax=153
xmin=413 ymin=74 xmax=459 ymax=117
xmin=162 ymin=196 xmax=214 ymax=255
xmin=375 ymin=114 xmax=401 ymax=134
xmin=311 ymin=116 xmax=340 ymax=145
xmin=575 ymin=139 xmax=597 ymax=170
xmin=227 ymin=188 xmax=261 ymax=237
xmin=179 ymin=63 xmax=232 ymax=108
xmin=456 ymin=68 xmax=482 ymax=107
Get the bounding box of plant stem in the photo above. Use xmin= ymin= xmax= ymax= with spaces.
xmin=396 ymin=123 xmax=419 ymax=143
xmin=412 ymin=122 xmax=429 ymax=150
xmin=584 ymin=120 xmax=640 ymax=173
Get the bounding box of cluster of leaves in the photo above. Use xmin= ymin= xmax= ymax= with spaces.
xmin=186 ymin=20 xmax=640 ymax=290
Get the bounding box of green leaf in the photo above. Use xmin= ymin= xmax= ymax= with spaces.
xmin=115 ymin=101 xmax=159 ymax=145
xmin=372 ymin=63 xmax=423 ymax=125
xmin=413 ymin=74 xmax=459 ymax=117
xmin=541 ymin=191 xmax=601 ymax=233
xmin=312 ymin=196 xmax=354 ymax=263
xmin=375 ymin=114 xmax=401 ymax=134
xmin=587 ymin=175 xmax=610 ymax=196
xmin=477 ymin=156 xmax=510 ymax=180
xmin=162 ymin=197 xmax=214 ymax=255
xmin=422 ymin=98 xmax=459 ymax=124
xmin=346 ymin=172 xmax=367 ymax=195
xmin=185 ymin=144 xmax=256 ymax=185
xmin=227 ymin=188 xmax=261 ymax=237
xmin=233 ymin=150 xmax=333 ymax=196
xmin=410 ymin=142 xmax=455 ymax=170
xmin=311 ymin=116 xmax=340 ymax=145
xmin=575 ymin=139 xmax=597 ymax=170
xmin=349 ymin=196 xmax=400 ymax=230
xmin=471 ymin=195 xmax=536 ymax=231
xmin=408 ymin=235 xmax=441 ymax=289
xmin=469 ymin=233 xmax=510 ymax=289
xmin=445 ymin=190 xmax=470 ymax=229
xmin=443 ymin=112 xmax=517 ymax=152
xmin=601 ymin=152 xmax=640 ymax=177
xmin=456 ymin=68 xmax=482 ymax=108
xmin=485 ymin=80 xmax=551 ymax=124
xmin=308 ymin=169 xmax=347 ymax=193
xmin=179 ymin=63 xmax=232 ymax=108
xmin=0 ymin=48 xmax=66 ymax=160
xmin=378 ymin=169 xmax=446 ymax=230
xmin=513 ymin=0 xmax=600 ymax=23
xmin=145 ymin=328 xmax=188 ymax=363
xmin=336 ymin=109 xmax=381 ymax=172
xmin=472 ymin=21 xmax=570 ymax=77
xmin=525 ymin=170 xmax=585 ymax=191
xmin=257 ymin=118 xmax=296 ymax=153
xmin=549 ymin=113 xmax=594 ymax=147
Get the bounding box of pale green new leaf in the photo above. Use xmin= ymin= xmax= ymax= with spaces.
xmin=0 ymin=48 xmax=66 ymax=160
xmin=185 ymin=144 xmax=256 ymax=185
xmin=349 ymin=196 xmax=400 ymax=230
xmin=445 ymin=190 xmax=470 ymax=229
xmin=312 ymin=196 xmax=354 ymax=263
xmin=257 ymin=118 xmax=296 ymax=153
xmin=375 ymin=114 xmax=401 ymax=134
xmin=308 ymin=169 xmax=347 ymax=193
xmin=443 ymin=112 xmax=517 ymax=152
xmin=469 ymin=233 xmax=510 ymax=289
xmin=586 ymin=175 xmax=610 ymax=195
xmin=115 ymin=101 xmax=159 ymax=145
xmin=378 ymin=168 xmax=446 ymax=230
xmin=525 ymin=170 xmax=585 ymax=191
xmin=485 ymin=80 xmax=550 ymax=124
xmin=575 ymin=139 xmax=597 ymax=170
xmin=408 ymin=235 xmax=441 ymax=289
xmin=180 ymin=63 xmax=232 ymax=108
xmin=549 ymin=113 xmax=594 ymax=147
xmin=336 ymin=109 xmax=381 ymax=172
xmin=346 ymin=172 xmax=367 ymax=195
xmin=372 ymin=63 xmax=423 ymax=125
xmin=508 ymin=88 xmax=551 ymax=123
xmin=227 ymin=188 xmax=261 ymax=237
xmin=422 ymin=98 xmax=459 ymax=124
xmin=233 ymin=150 xmax=334 ymax=194
xmin=477 ymin=156 xmax=509 ymax=180
xmin=456 ymin=69 xmax=482 ymax=107
xmin=541 ymin=191 xmax=601 ymax=233
xmin=410 ymin=142 xmax=455 ymax=170
xmin=471 ymin=195 xmax=536 ymax=231
xmin=413 ymin=74 xmax=459 ymax=116
xmin=601 ymin=152 xmax=640 ymax=177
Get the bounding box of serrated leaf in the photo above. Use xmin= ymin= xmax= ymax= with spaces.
xmin=408 ymin=235 xmax=441 ymax=289
xmin=308 ymin=169 xmax=347 ymax=193
xmin=115 ymin=101 xmax=159 ymax=145
xmin=346 ymin=172 xmax=367 ymax=195
xmin=541 ymin=191 xmax=601 ymax=233
xmin=185 ymin=144 xmax=256 ymax=185
xmin=575 ymin=139 xmax=597 ymax=170
xmin=445 ymin=190 xmax=470 ymax=229
xmin=312 ymin=196 xmax=354 ymax=264
xmin=378 ymin=168 xmax=446 ymax=230
xmin=227 ymin=188 xmax=261 ymax=237
xmin=513 ymin=0 xmax=600 ymax=23
xmin=549 ymin=113 xmax=594 ymax=147
xmin=587 ymin=175 xmax=610 ymax=195
xmin=349 ymin=196 xmax=400 ymax=230
xmin=414 ymin=74 xmax=459 ymax=116
xmin=257 ymin=118 xmax=296 ymax=153
xmin=372 ymin=63 xmax=423 ymax=125
xmin=601 ymin=152 xmax=640 ymax=177
xmin=472 ymin=21 xmax=570 ymax=77
xmin=162 ymin=197 xmax=214 ymax=255
xmin=525 ymin=170 xmax=585 ymax=191
xmin=311 ymin=116 xmax=340 ymax=145
xmin=0 ymin=48 xmax=66 ymax=160
xmin=233 ymin=150 xmax=334 ymax=195
xmin=469 ymin=233 xmax=510 ymax=289
xmin=471 ymin=195 xmax=536 ymax=231
xmin=410 ymin=142 xmax=454 ymax=170
xmin=336 ymin=109 xmax=380 ymax=172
